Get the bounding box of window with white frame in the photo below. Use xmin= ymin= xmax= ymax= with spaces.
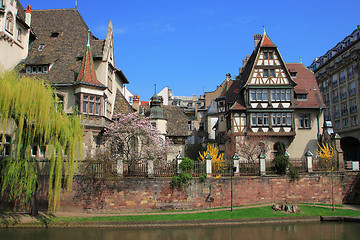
xmin=38 ymin=44 xmax=45 ymax=51
xmin=188 ymin=121 xmax=194 ymax=130
xmin=5 ymin=12 xmax=14 ymax=34
xmin=26 ymin=65 xmax=49 ymax=73
xmin=82 ymin=95 xmax=101 ymax=115
xmin=31 ymin=145 xmax=46 ymax=157
xmin=271 ymin=113 xmax=291 ymax=126
xmin=17 ymin=28 xmax=22 ymax=42
xmin=1 ymin=135 xmax=11 ymax=156
xmin=298 ymin=114 xmax=310 ymax=128
xmin=250 ymin=113 xmax=269 ymax=127
xmin=270 ymin=89 xmax=291 ymax=102
xmin=250 ymin=89 xmax=268 ymax=102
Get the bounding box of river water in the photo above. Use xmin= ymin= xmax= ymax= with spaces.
xmin=0 ymin=222 xmax=359 ymax=240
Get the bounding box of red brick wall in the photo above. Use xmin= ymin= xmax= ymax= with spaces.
xmin=57 ymin=171 xmax=360 ymax=212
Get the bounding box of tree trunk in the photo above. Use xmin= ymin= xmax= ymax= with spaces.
xmin=30 ymin=186 xmax=38 ymax=216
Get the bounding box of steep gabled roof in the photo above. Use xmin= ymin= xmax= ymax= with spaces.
xmin=113 ymin=89 xmax=135 ymax=116
xmin=163 ymin=106 xmax=189 ymax=137
xmin=260 ymin=34 xmax=277 ymax=47
xmin=240 ymin=33 xmax=296 ymax=88
xmin=76 ymin=32 xmax=106 ymax=88
xmin=22 ymin=9 xmax=105 ymax=85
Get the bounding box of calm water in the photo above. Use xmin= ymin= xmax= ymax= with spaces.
xmin=0 ymin=222 xmax=359 ymax=240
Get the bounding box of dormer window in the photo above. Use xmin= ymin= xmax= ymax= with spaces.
xmin=38 ymin=44 xmax=45 ymax=51
xmin=50 ymin=32 xmax=59 ymax=38
xmin=290 ymin=71 xmax=297 ymax=78
xmin=295 ymin=94 xmax=307 ymax=101
xmin=26 ymin=65 xmax=49 ymax=73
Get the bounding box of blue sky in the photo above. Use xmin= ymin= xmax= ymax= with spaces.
xmin=22 ymin=0 xmax=360 ymax=101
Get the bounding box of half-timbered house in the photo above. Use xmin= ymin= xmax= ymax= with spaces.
xmin=217 ymin=33 xmax=325 ymax=160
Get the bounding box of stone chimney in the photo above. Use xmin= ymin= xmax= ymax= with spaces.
xmin=133 ymin=95 xmax=140 ymax=112
xmin=242 ymin=55 xmax=250 ymax=67
xmin=254 ymin=34 xmax=262 ymax=48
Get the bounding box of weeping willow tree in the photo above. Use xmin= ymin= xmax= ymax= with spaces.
xmin=0 ymin=69 xmax=83 ymax=214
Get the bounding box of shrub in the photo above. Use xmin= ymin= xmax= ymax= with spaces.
xmin=171 ymin=158 xmax=194 ymax=189
xmin=289 ymin=165 xmax=300 ymax=181
xmin=273 ymin=155 xmax=290 ymax=174
xmin=179 ymin=157 xmax=194 ymax=173
xmin=199 ymin=173 xmax=207 ymax=182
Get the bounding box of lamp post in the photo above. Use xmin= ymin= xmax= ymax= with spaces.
xmin=231 ymin=153 xmax=240 ymax=212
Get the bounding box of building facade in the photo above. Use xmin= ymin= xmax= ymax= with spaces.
xmin=309 ymin=25 xmax=360 ymax=161
xmin=18 ymin=8 xmax=133 ymax=156
xmin=217 ymin=33 xmax=324 ymax=160
xmin=0 ymin=0 xmax=32 ymax=70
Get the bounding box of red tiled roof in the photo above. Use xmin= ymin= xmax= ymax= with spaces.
xmin=261 ymin=34 xmax=277 ymax=47
xmin=76 ymin=42 xmax=105 ymax=88
xmin=287 ymin=63 xmax=325 ymax=109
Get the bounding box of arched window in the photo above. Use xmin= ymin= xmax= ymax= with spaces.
xmin=5 ymin=12 xmax=14 ymax=34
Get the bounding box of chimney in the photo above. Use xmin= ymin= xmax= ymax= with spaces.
xmin=25 ymin=5 xmax=32 ymax=26
xmin=254 ymin=34 xmax=262 ymax=48
xmin=133 ymin=95 xmax=140 ymax=112
xmin=226 ymin=73 xmax=231 ymax=81
xmin=242 ymin=55 xmax=251 ymax=67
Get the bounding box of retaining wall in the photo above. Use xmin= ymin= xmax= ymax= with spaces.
xmin=54 ymin=171 xmax=360 ymax=212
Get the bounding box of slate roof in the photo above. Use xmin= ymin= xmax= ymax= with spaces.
xmin=163 ymin=106 xmax=189 ymax=137
xmin=113 ymin=89 xmax=135 ymax=116
xmin=287 ymin=63 xmax=325 ymax=109
xmin=16 ymin=0 xmax=26 ymax=23
xmin=21 ymin=9 xmax=105 ymax=85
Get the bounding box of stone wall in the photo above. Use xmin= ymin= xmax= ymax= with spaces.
xmin=56 ymin=171 xmax=360 ymax=213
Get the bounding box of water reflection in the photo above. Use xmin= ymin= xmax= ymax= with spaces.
xmin=0 ymin=222 xmax=359 ymax=240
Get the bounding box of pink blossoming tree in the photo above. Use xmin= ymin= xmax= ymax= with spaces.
xmin=105 ymin=113 xmax=172 ymax=169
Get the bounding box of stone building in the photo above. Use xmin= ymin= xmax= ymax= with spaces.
xmin=216 ymin=32 xmax=325 ymax=160
xmin=143 ymin=94 xmax=190 ymax=160
xmin=309 ymin=25 xmax=360 ymax=161
xmin=0 ymin=0 xmax=32 ymax=70
xmin=18 ymin=8 xmax=133 ymax=156
xmin=156 ymin=86 xmax=207 ymax=145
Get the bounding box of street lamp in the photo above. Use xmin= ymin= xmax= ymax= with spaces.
xmin=231 ymin=153 xmax=239 ymax=212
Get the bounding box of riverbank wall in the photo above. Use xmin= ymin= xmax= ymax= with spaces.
xmin=53 ymin=171 xmax=359 ymax=213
